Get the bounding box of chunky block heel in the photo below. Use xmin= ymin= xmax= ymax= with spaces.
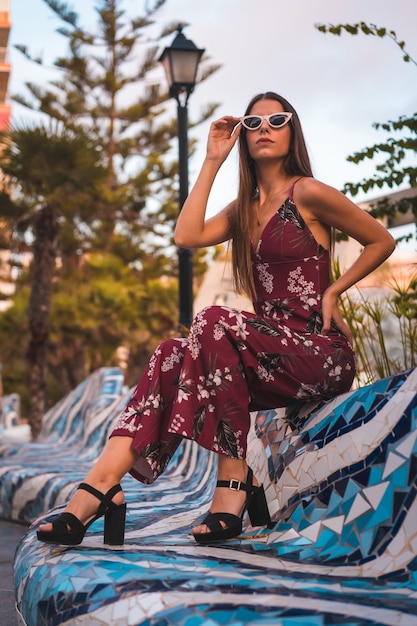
xmin=104 ymin=502 xmax=126 ymax=545
xmin=247 ymin=484 xmax=271 ymax=527
xmin=37 ymin=482 xmax=126 ymax=546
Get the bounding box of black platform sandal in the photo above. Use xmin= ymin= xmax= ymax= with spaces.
xmin=193 ymin=467 xmax=271 ymax=545
xmin=36 ymin=483 xmax=126 ymax=546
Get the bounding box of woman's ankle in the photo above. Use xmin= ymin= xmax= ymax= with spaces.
xmin=217 ymin=457 xmax=248 ymax=481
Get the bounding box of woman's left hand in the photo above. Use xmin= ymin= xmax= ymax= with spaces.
xmin=321 ymin=288 xmax=353 ymax=345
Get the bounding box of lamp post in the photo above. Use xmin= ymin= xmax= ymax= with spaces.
xmin=159 ymin=28 xmax=205 ymax=332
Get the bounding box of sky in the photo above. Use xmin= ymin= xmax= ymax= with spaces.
xmin=7 ymin=0 xmax=417 ymax=220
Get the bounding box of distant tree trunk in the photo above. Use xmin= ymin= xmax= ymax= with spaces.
xmin=27 ymin=203 xmax=59 ymax=438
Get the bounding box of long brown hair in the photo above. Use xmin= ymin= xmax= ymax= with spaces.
xmin=229 ymin=92 xmax=314 ymax=297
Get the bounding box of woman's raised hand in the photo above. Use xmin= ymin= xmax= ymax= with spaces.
xmin=206 ymin=116 xmax=242 ymax=163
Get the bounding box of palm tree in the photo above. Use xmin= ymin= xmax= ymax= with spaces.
xmin=0 ymin=122 xmax=106 ymax=437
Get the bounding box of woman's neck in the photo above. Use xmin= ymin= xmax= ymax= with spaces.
xmin=254 ymin=162 xmax=293 ymax=199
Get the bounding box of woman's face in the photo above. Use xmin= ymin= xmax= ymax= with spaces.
xmin=245 ymin=98 xmax=292 ymax=162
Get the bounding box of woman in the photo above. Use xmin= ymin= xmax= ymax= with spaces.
xmin=37 ymin=92 xmax=395 ymax=546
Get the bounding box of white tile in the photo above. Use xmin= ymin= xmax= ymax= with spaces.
xmin=395 ymin=429 xmax=417 ymax=459
xmin=345 ymin=493 xmax=372 ymax=524
xmin=382 ymin=451 xmax=407 ymax=479
xmin=362 ymin=482 xmax=390 ymax=510
xmin=299 ymin=520 xmax=322 ymax=542
xmin=322 ymin=515 xmax=345 ymax=535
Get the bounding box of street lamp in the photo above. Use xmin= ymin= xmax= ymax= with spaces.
xmin=159 ymin=28 xmax=205 ymax=332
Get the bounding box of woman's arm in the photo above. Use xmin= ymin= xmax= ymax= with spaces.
xmin=295 ymin=178 xmax=396 ymax=335
xmin=174 ymin=116 xmax=241 ymax=249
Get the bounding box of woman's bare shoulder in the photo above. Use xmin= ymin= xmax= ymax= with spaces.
xmin=294 ymin=177 xmax=355 ymax=213
xmin=294 ymin=177 xmax=334 ymax=199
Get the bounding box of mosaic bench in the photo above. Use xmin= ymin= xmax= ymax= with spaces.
xmin=13 ymin=367 xmax=417 ymax=626
xmin=0 ymin=392 xmax=28 ymax=444
xmin=0 ymin=367 xmax=125 ymax=523
xmin=0 ymin=392 xmax=21 ymax=429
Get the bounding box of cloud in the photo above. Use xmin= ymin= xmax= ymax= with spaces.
xmin=10 ymin=0 xmax=416 ymax=205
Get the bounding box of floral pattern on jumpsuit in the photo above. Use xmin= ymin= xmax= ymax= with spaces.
xmin=111 ymin=192 xmax=356 ymax=483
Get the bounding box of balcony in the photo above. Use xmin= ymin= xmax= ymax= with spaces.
xmin=0 ymin=102 xmax=9 ymax=129
xmin=0 ymin=46 xmax=9 ymax=103
xmin=0 ymin=2 xmax=10 ymax=49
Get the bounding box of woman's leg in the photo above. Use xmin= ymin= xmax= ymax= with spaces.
xmin=38 ymin=436 xmax=137 ymax=531
xmin=191 ymin=455 xmax=257 ymax=537
xmin=38 ymin=304 xmax=264 ymax=538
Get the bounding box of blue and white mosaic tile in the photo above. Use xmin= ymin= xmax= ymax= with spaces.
xmin=10 ymin=368 xmax=417 ymax=625
xmin=0 ymin=367 xmax=125 ymax=522
xmin=0 ymin=392 xmax=20 ymax=429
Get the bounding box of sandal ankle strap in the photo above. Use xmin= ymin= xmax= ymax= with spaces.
xmin=216 ymin=478 xmax=253 ymax=493
xmin=78 ymin=483 xmax=122 ymax=515
xmin=216 ymin=467 xmax=254 ymax=493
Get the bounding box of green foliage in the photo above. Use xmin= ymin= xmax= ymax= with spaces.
xmin=315 ymin=22 xmax=417 ymax=67
xmin=48 ymin=252 xmax=179 ymax=394
xmin=0 ymin=286 xmax=31 ymax=415
xmin=336 ymin=263 xmax=417 ymax=385
xmin=14 ymin=0 xmax=219 ymax=180
xmin=0 ymin=122 xmax=112 ymax=432
xmin=0 ymin=122 xmax=106 ymax=224
xmin=0 ymin=0 xmax=220 ymax=416
xmin=342 ymin=114 xmax=417 ymax=198
xmin=11 ymin=0 xmax=220 ymax=264
xmin=315 ymin=20 xmax=417 ymax=236
xmin=0 ymin=251 xmax=180 ymax=409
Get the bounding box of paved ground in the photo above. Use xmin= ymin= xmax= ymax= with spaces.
xmin=0 ymin=519 xmax=29 ymax=626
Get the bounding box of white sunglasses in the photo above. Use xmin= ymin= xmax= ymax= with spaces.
xmin=240 ymin=112 xmax=293 ymax=130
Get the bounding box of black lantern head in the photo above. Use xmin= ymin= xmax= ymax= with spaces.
xmin=159 ymin=28 xmax=205 ymax=103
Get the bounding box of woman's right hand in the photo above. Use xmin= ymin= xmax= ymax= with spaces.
xmin=206 ymin=116 xmax=242 ymax=163
xmin=174 ymin=116 xmax=240 ymax=248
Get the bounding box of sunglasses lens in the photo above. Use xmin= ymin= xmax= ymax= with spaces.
xmin=244 ymin=116 xmax=262 ymax=129
xmin=269 ymin=114 xmax=288 ymax=128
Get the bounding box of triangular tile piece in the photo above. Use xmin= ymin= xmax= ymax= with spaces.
xmin=382 ymin=451 xmax=406 ymax=479
xmin=358 ymin=528 xmax=376 ymax=556
xmin=353 ymin=467 xmax=371 ymax=487
xmin=395 ymin=429 xmax=417 ymax=459
xmin=393 ymin=491 xmax=408 ymax=516
xmin=327 ymin=489 xmax=343 ymax=515
xmin=362 ymin=482 xmax=389 ymax=510
xmin=322 ymin=515 xmax=345 ymax=535
xmin=370 ymin=524 xmax=392 ymax=553
xmin=408 ymin=454 xmax=417 ymax=486
xmin=266 ymin=528 xmax=300 ymax=544
xmin=299 ymin=520 xmax=322 ymax=542
xmin=335 ymin=477 xmax=349 ymax=497
xmin=345 ymin=492 xmax=372 ymax=524
xmin=344 ymin=477 xmax=362 ymax=500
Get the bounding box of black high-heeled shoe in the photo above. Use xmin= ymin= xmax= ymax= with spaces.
xmin=193 ymin=467 xmax=271 ymax=544
xmin=36 ymin=482 xmax=126 ymax=546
